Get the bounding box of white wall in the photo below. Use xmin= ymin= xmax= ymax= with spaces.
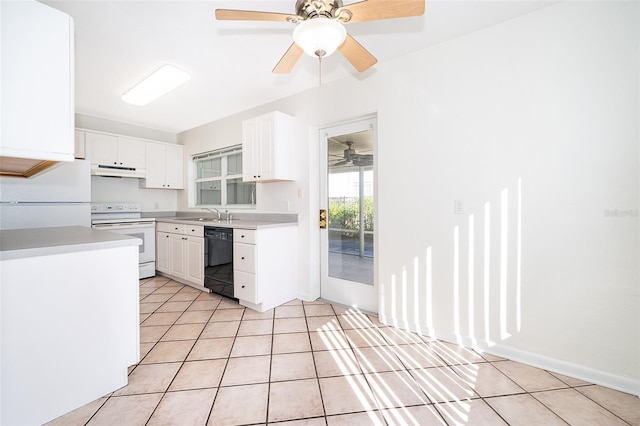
xmin=77 ymin=114 xmax=180 ymax=211
xmin=76 ymin=114 xmax=177 ymax=143
xmin=91 ymin=175 xmax=178 ymax=212
xmin=178 ymin=1 xmax=639 ymax=394
xmin=374 ymin=1 xmax=639 ymax=394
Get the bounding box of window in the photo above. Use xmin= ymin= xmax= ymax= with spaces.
xmin=192 ymin=145 xmax=256 ymax=207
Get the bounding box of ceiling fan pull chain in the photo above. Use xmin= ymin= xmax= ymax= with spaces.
xmin=318 ymin=55 xmax=322 ymax=86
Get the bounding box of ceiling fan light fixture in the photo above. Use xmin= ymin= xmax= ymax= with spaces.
xmin=121 ymin=64 xmax=191 ymax=106
xmin=293 ymin=17 xmax=346 ymax=58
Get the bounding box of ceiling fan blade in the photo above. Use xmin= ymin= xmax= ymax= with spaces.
xmin=333 ymin=160 xmax=350 ymax=166
xmin=343 ymin=0 xmax=425 ymax=23
xmin=352 ymin=153 xmax=373 ymax=159
xmin=215 ymin=9 xmax=294 ymax=22
xmin=338 ymin=34 xmax=377 ymax=72
xmin=273 ymin=43 xmax=304 ymax=74
xmin=353 ymin=158 xmax=373 ymax=166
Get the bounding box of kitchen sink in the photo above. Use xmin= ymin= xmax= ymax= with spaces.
xmin=178 ymin=217 xmax=219 ymax=222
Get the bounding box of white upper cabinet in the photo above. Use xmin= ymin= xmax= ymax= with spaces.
xmin=85 ymin=132 xmax=146 ymax=169
xmin=0 ymin=0 xmax=74 ymax=177
xmin=117 ymin=138 xmax=147 ymax=169
xmin=242 ymin=111 xmax=296 ymax=182
xmin=82 ymin=128 xmax=183 ymax=185
xmin=141 ymin=142 xmax=184 ymax=189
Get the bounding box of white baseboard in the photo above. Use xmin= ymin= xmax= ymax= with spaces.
xmin=378 ymin=313 xmax=640 ymax=397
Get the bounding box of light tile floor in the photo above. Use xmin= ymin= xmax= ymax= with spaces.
xmin=47 ymin=276 xmax=640 ymax=426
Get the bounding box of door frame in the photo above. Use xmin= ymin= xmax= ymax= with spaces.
xmin=318 ymin=115 xmax=378 ymax=313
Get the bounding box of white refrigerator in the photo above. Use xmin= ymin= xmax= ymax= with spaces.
xmin=0 ymin=159 xmax=91 ymax=230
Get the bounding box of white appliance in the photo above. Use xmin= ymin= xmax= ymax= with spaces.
xmin=91 ymin=203 xmax=156 ymax=279
xmin=0 ymin=160 xmax=91 ymax=229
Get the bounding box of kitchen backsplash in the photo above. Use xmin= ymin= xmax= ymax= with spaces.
xmin=91 ymin=175 xmax=177 ymax=212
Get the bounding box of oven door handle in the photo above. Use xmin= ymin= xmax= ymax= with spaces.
xmin=92 ymin=222 xmax=155 ymax=230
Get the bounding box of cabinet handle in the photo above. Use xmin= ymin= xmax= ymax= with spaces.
xmin=241 ymin=285 xmax=245 ymax=288
xmin=241 ymin=235 xmax=245 ymax=238
xmin=241 ymin=256 xmax=245 ymax=260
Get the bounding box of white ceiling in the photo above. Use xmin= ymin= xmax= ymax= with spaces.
xmin=42 ymin=0 xmax=556 ymax=134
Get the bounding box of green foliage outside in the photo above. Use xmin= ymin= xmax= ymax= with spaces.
xmin=328 ymin=197 xmax=374 ymax=232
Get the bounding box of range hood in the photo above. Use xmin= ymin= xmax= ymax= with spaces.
xmin=91 ymin=163 xmax=146 ymax=178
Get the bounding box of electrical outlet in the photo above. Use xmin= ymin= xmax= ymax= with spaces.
xmin=297 ymin=187 xmax=304 ymax=198
xmin=454 ymin=199 xmax=464 ymax=215
xmin=154 ymin=202 xmax=160 ymax=210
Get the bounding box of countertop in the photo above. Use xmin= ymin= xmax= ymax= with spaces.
xmin=156 ymin=217 xmax=298 ymax=230
xmin=0 ymin=226 xmax=141 ymax=261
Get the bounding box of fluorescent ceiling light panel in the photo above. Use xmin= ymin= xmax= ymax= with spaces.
xmin=122 ymin=64 xmax=191 ymax=106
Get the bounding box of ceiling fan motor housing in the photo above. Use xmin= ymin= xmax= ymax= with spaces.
xmin=344 ymin=143 xmax=355 ymax=159
xmin=295 ymin=0 xmax=343 ymax=20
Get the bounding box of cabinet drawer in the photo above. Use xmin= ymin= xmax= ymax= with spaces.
xmin=234 ymin=243 xmax=256 ymax=274
xmin=234 ymin=228 xmax=256 ymax=244
xmin=184 ymin=225 xmax=203 ymax=237
xmin=234 ymin=271 xmax=258 ymax=303
xmin=157 ymin=222 xmax=186 ymax=234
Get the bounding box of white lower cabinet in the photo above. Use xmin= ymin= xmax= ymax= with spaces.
xmin=156 ymin=222 xmax=204 ymax=289
xmin=233 ymin=226 xmax=297 ymax=312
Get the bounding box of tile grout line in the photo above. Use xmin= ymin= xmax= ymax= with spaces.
xmin=203 ymin=300 xmax=244 ymax=425
xmin=142 ymin=280 xmax=203 ymax=426
xmin=78 ymin=277 xmax=636 ymax=426
xmin=148 ymin=294 xmax=222 ymax=425
xmin=302 ymin=300 xmax=330 ymax=426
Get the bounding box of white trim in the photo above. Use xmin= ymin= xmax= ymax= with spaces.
xmin=379 ymin=313 xmax=640 ymax=397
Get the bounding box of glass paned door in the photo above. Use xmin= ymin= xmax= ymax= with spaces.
xmin=320 ymin=117 xmax=377 ymax=313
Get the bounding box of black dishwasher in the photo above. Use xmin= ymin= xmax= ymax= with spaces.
xmin=204 ymin=227 xmax=235 ymax=299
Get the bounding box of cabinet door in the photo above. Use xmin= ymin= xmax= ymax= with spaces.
xmin=164 ymin=144 xmax=184 ymax=189
xmin=117 ymin=137 xmax=146 ymax=169
xmin=85 ymin=132 xmax=118 ymax=165
xmin=234 ymin=243 xmax=257 ymax=274
xmin=74 ymin=130 xmax=85 ymax=159
xmin=169 ymin=234 xmax=186 ymax=278
xmin=235 ymin=271 xmax=258 ymax=304
xmin=156 ymin=231 xmax=171 ymax=273
xmin=242 ymin=117 xmax=259 ymax=181
xmin=257 ymin=114 xmax=275 ymax=180
xmin=185 ymin=237 xmax=204 ymax=285
xmin=1 ymin=1 xmax=73 ymax=161
xmin=144 ymin=142 xmax=166 ymax=188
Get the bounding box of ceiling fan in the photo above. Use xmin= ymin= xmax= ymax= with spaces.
xmin=331 ymin=141 xmax=373 ymax=167
xmin=215 ymin=0 xmax=425 ymax=74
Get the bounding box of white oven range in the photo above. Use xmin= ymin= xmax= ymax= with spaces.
xmin=91 ymin=203 xmax=156 ymax=279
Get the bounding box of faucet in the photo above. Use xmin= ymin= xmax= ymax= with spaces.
xmin=202 ymin=208 xmax=221 ymax=220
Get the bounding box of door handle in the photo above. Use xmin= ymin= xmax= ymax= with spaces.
xmin=319 ymin=209 xmax=327 ymax=229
